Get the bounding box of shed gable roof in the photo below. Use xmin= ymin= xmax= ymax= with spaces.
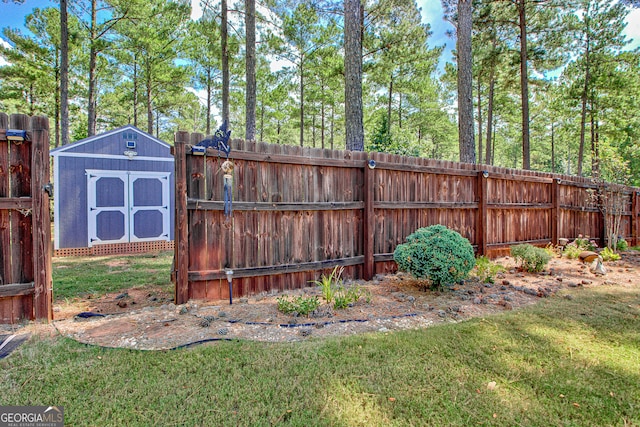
xmin=50 ymin=125 xmax=171 ymax=157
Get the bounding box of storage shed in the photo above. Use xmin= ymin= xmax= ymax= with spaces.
xmin=51 ymin=125 xmax=174 ymax=256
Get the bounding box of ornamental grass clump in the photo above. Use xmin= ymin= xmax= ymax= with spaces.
xmin=393 ymin=225 xmax=475 ymax=290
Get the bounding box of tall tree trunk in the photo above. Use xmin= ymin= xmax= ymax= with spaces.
xmin=578 ymin=21 xmax=591 ymax=177
xmin=259 ymin=98 xmax=264 ymax=142
xmin=277 ymin=120 xmax=280 ymax=144
xmin=485 ymin=65 xmax=495 ymax=165
xmin=55 ymin=49 xmax=60 ymax=147
xmin=146 ymin=68 xmax=153 ymax=135
xmin=477 ymin=78 xmax=483 ymax=164
xmin=299 ymin=63 xmax=304 ymax=147
xmin=590 ymin=107 xmax=599 ymax=177
xmin=60 ymin=0 xmax=70 ymax=145
xmin=29 ymin=83 xmax=34 ymax=115
xmin=518 ymin=0 xmax=531 ymax=169
xmin=330 ymin=104 xmax=335 ymax=150
xmin=133 ymin=58 xmax=138 ymax=127
xmin=551 ymin=121 xmax=555 ymax=173
xmin=321 ymin=85 xmax=326 ymax=149
xmin=387 ymin=75 xmax=393 ymax=135
xmin=312 ymin=113 xmax=316 ymax=148
xmin=457 ymin=0 xmax=475 ymax=163
xmin=221 ymin=0 xmax=230 ymax=124
xmin=87 ymin=0 xmax=98 ymax=137
xmin=344 ymin=0 xmax=364 ymax=151
xmin=492 ymin=120 xmax=496 ymax=164
xmin=206 ymin=67 xmax=212 ymax=134
xmin=245 ymin=0 xmax=256 ymax=141
xmin=398 ymin=92 xmax=402 ymax=129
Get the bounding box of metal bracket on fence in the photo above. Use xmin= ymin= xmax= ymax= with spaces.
xmin=6 ymin=129 xmax=27 ymax=142
xmin=43 ymin=183 xmax=53 ymax=197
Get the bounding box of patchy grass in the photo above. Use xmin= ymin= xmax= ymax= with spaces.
xmin=2 ymin=285 xmax=638 ymax=426
xmin=52 ymin=251 xmax=173 ymax=301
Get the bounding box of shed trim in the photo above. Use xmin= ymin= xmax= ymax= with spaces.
xmin=50 ymin=124 xmax=171 ymax=155
xmin=52 ymin=152 xmax=174 ymax=162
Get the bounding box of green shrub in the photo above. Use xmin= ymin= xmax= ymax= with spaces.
xmin=616 ymin=239 xmax=628 ymax=251
xmin=472 ymin=256 xmax=506 ymax=284
xmin=511 ymin=244 xmax=551 ymax=273
xmin=276 ymin=295 xmax=320 ymax=316
xmin=393 ymin=225 xmax=475 ymax=289
xmin=601 ymin=247 xmax=620 ymax=261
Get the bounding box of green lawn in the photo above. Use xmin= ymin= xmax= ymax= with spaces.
xmin=2 ymin=282 xmax=638 ymax=426
xmin=51 ymin=251 xmax=174 ymax=300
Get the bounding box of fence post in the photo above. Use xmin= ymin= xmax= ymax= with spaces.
xmin=174 ymin=131 xmax=190 ymax=304
xmin=551 ymin=178 xmax=560 ymax=245
xmin=363 ymin=156 xmax=374 ymax=280
xmin=632 ymin=190 xmax=639 ymax=247
xmin=476 ymin=170 xmax=488 ymax=256
xmin=31 ymin=116 xmax=52 ymax=321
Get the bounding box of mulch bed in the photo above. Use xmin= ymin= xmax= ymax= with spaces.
xmin=4 ymin=253 xmax=639 ymax=351
xmin=45 ymin=253 xmax=640 ymax=350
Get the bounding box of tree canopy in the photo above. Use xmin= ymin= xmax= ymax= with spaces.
xmin=1 ymin=0 xmax=639 ymax=183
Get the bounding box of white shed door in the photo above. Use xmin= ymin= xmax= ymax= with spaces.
xmin=87 ymin=170 xmax=170 ymax=247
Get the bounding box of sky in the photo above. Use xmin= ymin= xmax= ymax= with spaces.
xmin=1 ymin=0 xmax=639 ymax=69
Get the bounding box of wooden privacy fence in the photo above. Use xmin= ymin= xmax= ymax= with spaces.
xmin=0 ymin=113 xmax=52 ymax=324
xmin=173 ymin=133 xmax=640 ymax=304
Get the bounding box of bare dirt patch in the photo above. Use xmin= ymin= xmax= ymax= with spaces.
xmin=14 ymin=252 xmax=640 ymax=350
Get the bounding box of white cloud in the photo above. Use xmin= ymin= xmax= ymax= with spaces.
xmin=623 ymin=8 xmax=640 ymax=50
xmin=0 ymin=37 xmax=11 ymax=66
xmin=190 ymin=0 xmax=203 ymax=21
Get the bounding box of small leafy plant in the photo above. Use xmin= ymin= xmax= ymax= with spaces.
xmin=472 ymin=256 xmax=506 ymax=284
xmin=276 ymin=295 xmax=320 ymax=316
xmin=311 ymin=266 xmax=343 ymax=304
xmin=333 ymin=285 xmax=370 ymax=309
xmin=511 ymin=244 xmax=551 ymax=273
xmin=601 ymin=247 xmax=621 ymax=261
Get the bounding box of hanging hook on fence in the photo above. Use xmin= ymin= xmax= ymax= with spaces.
xmin=221 ymin=159 xmax=234 ymax=220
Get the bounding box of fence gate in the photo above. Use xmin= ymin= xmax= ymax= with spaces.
xmin=0 ymin=113 xmax=52 ymax=324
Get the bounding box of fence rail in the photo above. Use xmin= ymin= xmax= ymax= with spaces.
xmin=0 ymin=113 xmax=52 ymax=323
xmin=173 ymin=133 xmax=639 ymax=304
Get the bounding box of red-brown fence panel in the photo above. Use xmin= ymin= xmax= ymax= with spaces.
xmin=0 ymin=113 xmax=52 ymax=324
xmin=173 ymin=133 xmax=639 ymax=303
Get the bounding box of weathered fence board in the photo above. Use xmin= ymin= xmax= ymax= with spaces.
xmin=173 ymin=134 xmax=640 ymax=304
xmin=0 ymin=113 xmax=52 ymax=324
